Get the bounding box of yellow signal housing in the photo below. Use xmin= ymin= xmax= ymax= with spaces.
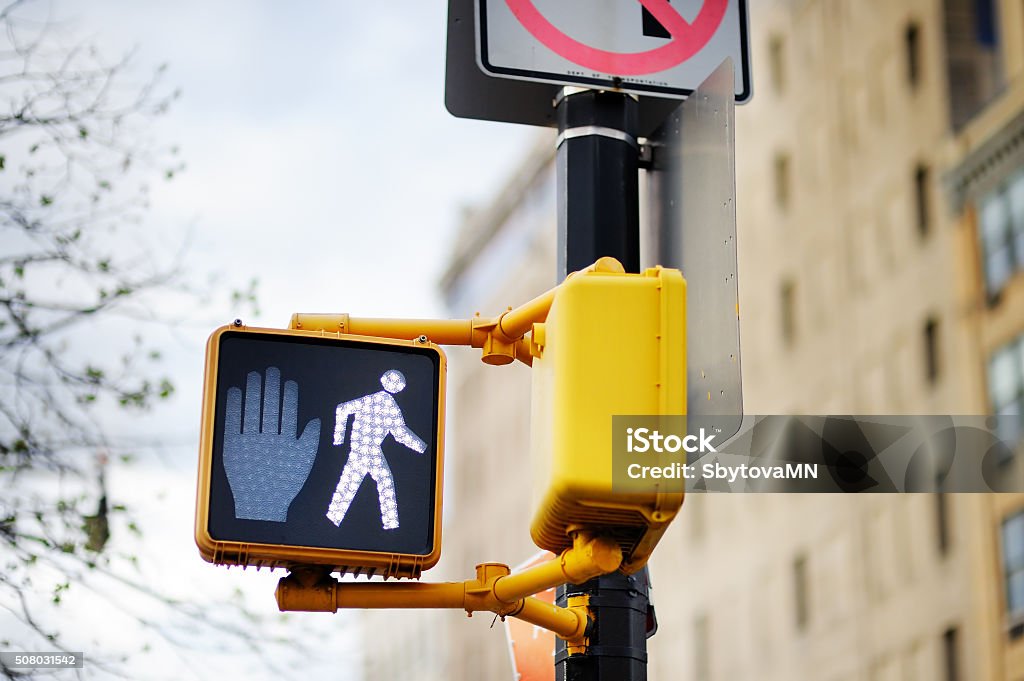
xmin=529 ymin=265 xmax=686 ymax=574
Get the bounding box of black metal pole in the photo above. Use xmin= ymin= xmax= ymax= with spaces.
xmin=556 ymin=89 xmax=640 ymax=276
xmin=554 ymin=89 xmax=650 ymax=681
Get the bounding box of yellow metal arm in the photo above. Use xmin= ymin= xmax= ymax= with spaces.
xmin=289 ymin=305 xmax=544 ymax=367
xmin=289 ymin=315 xmax=475 ymax=346
xmin=275 ymin=532 xmax=622 ymax=648
xmin=491 ymin=532 xmax=622 ymax=603
xmin=289 ymin=256 xmax=626 ymax=366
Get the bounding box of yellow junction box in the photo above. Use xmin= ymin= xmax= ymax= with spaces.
xmin=529 ymin=265 xmax=686 ymax=574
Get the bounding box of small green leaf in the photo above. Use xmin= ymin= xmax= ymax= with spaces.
xmin=158 ymin=379 xmax=174 ymax=399
xmin=52 ymin=582 xmax=70 ymax=604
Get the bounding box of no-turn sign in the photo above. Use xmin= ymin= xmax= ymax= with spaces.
xmin=477 ymin=0 xmax=751 ymax=101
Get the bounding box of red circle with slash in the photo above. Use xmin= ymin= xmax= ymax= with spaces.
xmin=504 ymin=0 xmax=728 ymax=76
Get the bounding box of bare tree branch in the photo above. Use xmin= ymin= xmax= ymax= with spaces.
xmin=0 ymin=3 xmax=316 ymax=677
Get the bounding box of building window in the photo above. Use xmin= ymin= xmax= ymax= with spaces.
xmin=980 ymin=168 xmax=1024 ymax=298
xmin=1002 ymin=511 xmax=1024 ymax=638
xmin=942 ymin=626 xmax=960 ymax=681
xmin=988 ymin=333 xmax=1024 ymax=444
xmin=942 ymin=0 xmax=1003 ymax=129
xmin=905 ymin=22 xmax=922 ymax=88
xmin=935 ymin=492 xmax=951 ymax=556
xmin=781 ymin=279 xmax=797 ymax=346
xmin=774 ymin=152 xmax=791 ymax=210
xmin=915 ymin=164 xmax=932 ymax=237
xmin=694 ymin=613 xmax=710 ymax=681
xmin=974 ymin=0 xmax=998 ymax=46
xmin=769 ymin=35 xmax=785 ymax=93
xmin=924 ymin=316 xmax=941 ymax=384
xmin=793 ymin=554 xmax=810 ymax=631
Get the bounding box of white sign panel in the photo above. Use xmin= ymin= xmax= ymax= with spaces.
xmin=477 ymin=0 xmax=751 ymax=101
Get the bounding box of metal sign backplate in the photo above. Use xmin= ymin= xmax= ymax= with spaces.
xmin=645 ymin=59 xmax=742 ymax=441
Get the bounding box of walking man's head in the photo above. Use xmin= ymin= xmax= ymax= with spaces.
xmin=380 ymin=369 xmax=407 ymax=394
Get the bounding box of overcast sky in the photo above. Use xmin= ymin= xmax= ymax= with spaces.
xmin=70 ymin=0 xmax=536 ymax=322
xmin=1 ymin=2 xmax=539 ymax=678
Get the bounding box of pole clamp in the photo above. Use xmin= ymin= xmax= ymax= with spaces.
xmin=556 ymin=126 xmax=639 ymax=150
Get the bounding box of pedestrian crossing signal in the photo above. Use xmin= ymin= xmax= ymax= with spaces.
xmin=195 ymin=324 xmax=446 ymax=579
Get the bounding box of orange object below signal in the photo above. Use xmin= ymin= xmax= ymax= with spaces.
xmin=504 ymin=551 xmax=557 ymax=681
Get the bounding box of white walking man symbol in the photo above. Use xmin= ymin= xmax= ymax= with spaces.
xmin=326 ymin=369 xmax=426 ymax=530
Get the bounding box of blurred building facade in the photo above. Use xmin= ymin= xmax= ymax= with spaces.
xmin=361 ymin=0 xmax=1024 ymax=679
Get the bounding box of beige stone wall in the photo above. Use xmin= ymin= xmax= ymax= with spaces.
xmin=736 ymin=0 xmax=965 ymax=417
